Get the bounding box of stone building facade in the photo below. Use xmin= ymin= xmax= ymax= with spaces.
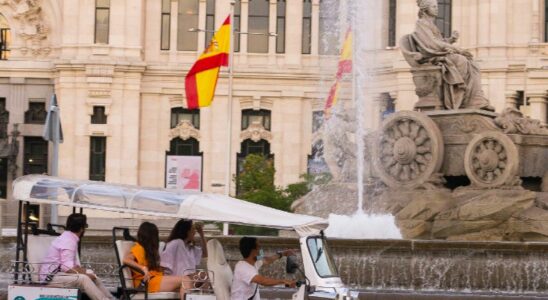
xmin=0 ymin=0 xmax=546 ymax=229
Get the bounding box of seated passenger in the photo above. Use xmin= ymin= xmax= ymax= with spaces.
xmin=161 ymin=219 xmax=208 ymax=276
xmin=231 ymin=237 xmax=296 ymax=300
xmin=40 ymin=213 xmax=114 ymax=300
xmin=123 ymin=222 xmax=190 ymax=299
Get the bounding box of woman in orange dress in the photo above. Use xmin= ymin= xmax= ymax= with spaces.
xmin=123 ymin=222 xmax=190 ymax=299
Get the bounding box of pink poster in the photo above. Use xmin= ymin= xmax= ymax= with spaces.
xmin=166 ymin=156 xmax=202 ymax=191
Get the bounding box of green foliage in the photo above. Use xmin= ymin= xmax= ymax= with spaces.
xmin=232 ymin=154 xmax=332 ymax=235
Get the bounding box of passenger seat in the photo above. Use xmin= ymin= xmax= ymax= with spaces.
xmin=206 ymin=239 xmax=233 ymax=300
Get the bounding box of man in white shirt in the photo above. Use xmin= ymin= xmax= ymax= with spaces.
xmin=231 ymin=237 xmax=296 ymax=300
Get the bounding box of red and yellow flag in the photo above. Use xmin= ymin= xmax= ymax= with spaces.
xmin=185 ymin=16 xmax=231 ymax=109
xmin=324 ymin=29 xmax=352 ymax=117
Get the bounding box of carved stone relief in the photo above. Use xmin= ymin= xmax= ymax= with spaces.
xmin=169 ymin=120 xmax=200 ymax=141
xmin=240 ymin=121 xmax=272 ymax=143
xmin=494 ymin=108 xmax=548 ymax=135
xmin=0 ymin=0 xmax=50 ymax=57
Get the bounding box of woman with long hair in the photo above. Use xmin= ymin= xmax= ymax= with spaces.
xmin=123 ymin=222 xmax=190 ymax=298
xmin=161 ymin=219 xmax=208 ymax=284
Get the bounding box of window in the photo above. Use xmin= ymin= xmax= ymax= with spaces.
xmin=312 ymin=111 xmax=324 ymax=133
xmin=234 ymin=0 xmax=241 ymax=52
xmin=302 ymin=0 xmax=312 ymax=54
xmin=276 ymin=0 xmax=286 ymax=53
xmin=171 ymin=107 xmax=200 ymax=128
xmin=168 ymin=137 xmax=200 ymax=155
xmin=0 ymin=157 xmax=7 ymax=198
xmin=388 ymin=0 xmax=397 ymax=47
xmin=24 ymin=102 xmax=47 ymax=124
xmin=382 ymin=94 xmax=396 ymax=119
xmin=435 ymin=0 xmax=451 ymax=38
xmin=0 ymin=14 xmax=10 ymax=60
xmin=308 ymin=140 xmax=329 ymax=174
xmin=161 ymin=0 xmax=171 ymax=50
xmin=241 ymin=109 xmax=271 ymax=130
xmin=0 ymin=98 xmax=9 ymax=139
xmin=319 ymin=0 xmax=340 ymax=55
xmin=177 ymin=0 xmax=199 ymax=51
xmin=516 ymin=91 xmax=525 ymax=111
xmin=91 ymin=106 xmax=108 ymax=124
xmin=94 ymin=0 xmax=110 ymax=44
xmin=23 ymin=137 xmax=48 ymax=175
xmin=205 ymin=0 xmax=215 ymax=47
xmin=240 ymin=139 xmax=271 ymax=157
xmin=248 ymin=0 xmax=269 ymax=53
xmin=545 ymin=0 xmax=548 ymax=42
xmin=89 ymin=137 xmax=106 ymax=181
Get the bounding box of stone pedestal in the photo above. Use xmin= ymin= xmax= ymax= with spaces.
xmin=411 ymin=66 xmax=443 ymax=111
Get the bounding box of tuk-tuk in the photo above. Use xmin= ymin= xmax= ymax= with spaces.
xmin=8 ymin=175 xmax=358 ymax=300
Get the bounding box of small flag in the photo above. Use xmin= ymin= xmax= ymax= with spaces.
xmin=185 ymin=16 xmax=231 ymax=109
xmin=42 ymin=94 xmax=63 ymax=143
xmin=324 ymin=29 xmax=352 ymax=118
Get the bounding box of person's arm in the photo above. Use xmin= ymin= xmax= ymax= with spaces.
xmin=123 ymin=252 xmax=151 ymax=281
xmin=262 ymin=249 xmax=297 ymax=266
xmin=251 ymin=275 xmax=295 ymax=288
xmin=60 ymin=248 xmax=95 ymax=279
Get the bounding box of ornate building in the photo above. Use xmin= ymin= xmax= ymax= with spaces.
xmin=0 ymin=0 xmax=546 ymax=229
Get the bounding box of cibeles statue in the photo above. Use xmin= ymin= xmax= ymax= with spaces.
xmin=400 ymin=0 xmax=494 ymax=111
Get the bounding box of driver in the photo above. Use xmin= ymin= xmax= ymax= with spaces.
xmin=231 ymin=237 xmax=296 ymax=300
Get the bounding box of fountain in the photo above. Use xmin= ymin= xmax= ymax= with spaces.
xmin=294 ymin=0 xmax=548 ymax=243
xmin=289 ymin=1 xmax=548 ymax=296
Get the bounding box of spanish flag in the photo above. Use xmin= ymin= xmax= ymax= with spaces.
xmin=185 ymin=16 xmax=231 ymax=109
xmin=324 ymin=29 xmax=352 ymax=117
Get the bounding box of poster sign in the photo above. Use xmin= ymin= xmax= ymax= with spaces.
xmin=166 ymin=155 xmax=202 ymax=191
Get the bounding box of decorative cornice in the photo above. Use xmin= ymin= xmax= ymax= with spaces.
xmin=240 ymin=121 xmax=272 ymax=142
xmin=170 ymin=120 xmax=200 ymax=141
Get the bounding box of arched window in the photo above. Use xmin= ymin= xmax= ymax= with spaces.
xmin=248 ymin=0 xmax=269 ymax=53
xmin=169 ymin=137 xmax=200 ymax=156
xmin=435 ymin=0 xmax=451 ymax=38
xmin=0 ymin=14 xmax=11 ymax=60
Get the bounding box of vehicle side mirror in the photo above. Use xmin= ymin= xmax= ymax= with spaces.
xmin=286 ymin=255 xmax=299 ymax=274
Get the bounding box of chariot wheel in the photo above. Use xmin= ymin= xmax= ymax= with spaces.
xmin=464 ymin=131 xmax=519 ymax=188
xmin=372 ymin=111 xmax=444 ymax=189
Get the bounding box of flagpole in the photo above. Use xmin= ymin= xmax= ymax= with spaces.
xmin=51 ymin=97 xmax=59 ymax=224
xmin=223 ymin=1 xmax=236 ymax=236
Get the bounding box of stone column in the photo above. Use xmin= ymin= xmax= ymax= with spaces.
xmin=285 ymin=0 xmax=303 ymax=65
xmin=169 ymin=0 xmax=178 ymax=60
xmin=197 ymin=0 xmax=207 ymax=53
xmin=527 ymin=92 xmax=548 ymax=125
xmin=310 ymin=0 xmax=319 ymax=55
xmin=505 ymin=91 xmax=519 ymax=109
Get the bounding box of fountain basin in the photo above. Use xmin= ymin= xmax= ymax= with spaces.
xmin=2 ymin=236 xmax=548 ymax=296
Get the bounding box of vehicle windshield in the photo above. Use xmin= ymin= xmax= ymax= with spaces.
xmin=307 ymin=236 xmax=338 ymax=278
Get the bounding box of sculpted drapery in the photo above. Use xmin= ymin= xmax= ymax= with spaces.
xmin=408 ymin=0 xmax=492 ymax=111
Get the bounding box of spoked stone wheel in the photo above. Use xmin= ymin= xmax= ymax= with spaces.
xmin=372 ymin=111 xmax=444 ymax=189
xmin=464 ymin=131 xmax=519 ymax=188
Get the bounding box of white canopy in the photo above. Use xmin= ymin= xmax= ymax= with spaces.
xmin=12 ymin=175 xmax=327 ymax=236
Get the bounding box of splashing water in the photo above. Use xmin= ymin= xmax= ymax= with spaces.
xmin=325 ymin=211 xmax=402 ymax=239
xmin=318 ymin=0 xmax=402 ymax=239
